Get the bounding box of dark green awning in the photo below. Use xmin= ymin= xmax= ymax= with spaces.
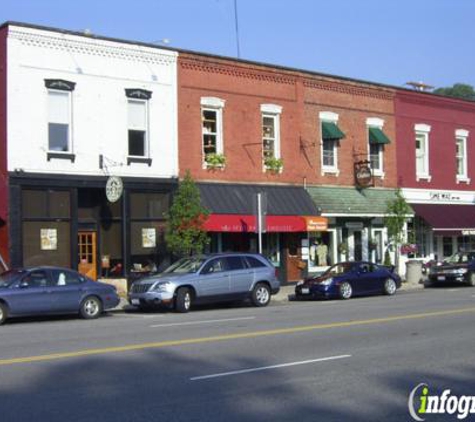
xmin=369 ymin=127 xmax=390 ymax=144
xmin=322 ymin=121 xmax=345 ymax=140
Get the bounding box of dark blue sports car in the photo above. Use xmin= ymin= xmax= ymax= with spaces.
xmin=0 ymin=266 xmax=120 ymax=325
xmin=295 ymin=261 xmax=402 ymax=300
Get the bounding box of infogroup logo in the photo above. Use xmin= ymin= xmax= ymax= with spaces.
xmin=408 ymin=383 xmax=475 ymax=421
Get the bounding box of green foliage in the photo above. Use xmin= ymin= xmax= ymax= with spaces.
xmin=384 ymin=249 xmax=392 ymax=266
xmin=384 ymin=189 xmax=411 ymax=245
xmin=165 ymin=171 xmax=210 ymax=257
xmin=433 ymin=83 xmax=475 ymax=101
xmin=205 ymin=153 xmax=226 ymax=168
xmin=264 ymin=156 xmax=283 ymax=173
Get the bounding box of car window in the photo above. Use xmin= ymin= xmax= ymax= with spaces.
xmin=225 ymin=257 xmax=246 ymax=271
xmin=202 ymin=258 xmax=228 ymax=274
xmin=0 ymin=270 xmax=25 ymax=287
xmin=51 ymin=269 xmax=84 ymax=286
xmin=245 ymin=256 xmax=266 ymax=268
xmin=163 ymin=257 xmax=206 ymax=274
xmin=22 ymin=270 xmax=51 ymax=288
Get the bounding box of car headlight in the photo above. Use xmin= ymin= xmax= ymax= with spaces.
xmin=455 ymin=268 xmax=468 ymax=275
xmin=297 ymin=280 xmax=304 ymax=286
xmin=320 ymin=278 xmax=333 ymax=286
xmin=153 ymin=281 xmax=173 ymax=292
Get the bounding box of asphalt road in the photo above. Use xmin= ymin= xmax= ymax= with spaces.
xmin=1 ymin=286 xmax=474 ymax=422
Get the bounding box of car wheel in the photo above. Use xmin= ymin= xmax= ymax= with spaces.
xmin=175 ymin=288 xmax=192 ymax=313
xmin=0 ymin=302 xmax=8 ymax=325
xmin=467 ymin=272 xmax=475 ymax=287
xmin=383 ymin=278 xmax=397 ymax=295
xmin=251 ymin=283 xmax=271 ymax=307
xmin=339 ymin=282 xmax=352 ymax=300
xmin=79 ymin=296 xmax=103 ymax=320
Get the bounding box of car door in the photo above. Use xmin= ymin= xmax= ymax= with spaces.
xmin=364 ymin=264 xmax=388 ymax=294
xmin=198 ymin=258 xmax=231 ymax=298
xmin=351 ymin=263 xmax=372 ymax=295
xmin=7 ymin=269 xmax=53 ymax=315
xmin=226 ymin=256 xmax=254 ymax=296
xmin=48 ymin=269 xmax=85 ymax=312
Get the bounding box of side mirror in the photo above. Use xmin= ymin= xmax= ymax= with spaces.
xmin=19 ymin=281 xmax=29 ymax=289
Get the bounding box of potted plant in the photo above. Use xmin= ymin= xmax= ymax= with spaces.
xmin=338 ymin=242 xmax=348 ymax=255
xmin=264 ymin=156 xmax=283 ymax=173
xmin=205 ymin=153 xmax=226 ymax=169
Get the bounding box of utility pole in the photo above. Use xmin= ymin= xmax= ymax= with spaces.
xmin=234 ymin=0 xmax=241 ymax=58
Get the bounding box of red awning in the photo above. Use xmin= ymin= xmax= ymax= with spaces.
xmin=204 ymin=214 xmax=319 ymax=233
xmin=412 ymin=204 xmax=475 ymax=235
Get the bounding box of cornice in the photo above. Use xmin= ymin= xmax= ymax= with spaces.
xmin=180 ymin=58 xmax=296 ymax=85
xmin=396 ymin=90 xmax=475 ymax=113
xmin=304 ymin=78 xmax=394 ymax=101
xmin=9 ymin=27 xmax=176 ymax=66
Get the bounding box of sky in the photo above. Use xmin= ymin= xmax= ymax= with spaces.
xmin=1 ymin=0 xmax=474 ymax=90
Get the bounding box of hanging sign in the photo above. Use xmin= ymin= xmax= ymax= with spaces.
xmin=106 ymin=176 xmax=123 ymax=203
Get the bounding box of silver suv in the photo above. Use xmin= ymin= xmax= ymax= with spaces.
xmin=128 ymin=253 xmax=280 ymax=312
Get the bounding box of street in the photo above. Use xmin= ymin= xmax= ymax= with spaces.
xmin=1 ymin=287 xmax=475 ymax=421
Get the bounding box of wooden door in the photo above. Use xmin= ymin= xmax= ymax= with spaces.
xmin=78 ymin=231 xmax=97 ymax=280
xmin=285 ymin=233 xmax=303 ymax=282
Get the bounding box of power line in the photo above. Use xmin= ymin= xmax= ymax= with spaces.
xmin=234 ymin=0 xmax=241 ymax=58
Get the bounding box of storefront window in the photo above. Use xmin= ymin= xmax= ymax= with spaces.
xmin=443 ymin=237 xmax=454 ymax=258
xmin=457 ymin=236 xmax=475 ymax=252
xmin=308 ymin=232 xmax=332 ymax=271
xmin=130 ymin=192 xmax=169 ymax=219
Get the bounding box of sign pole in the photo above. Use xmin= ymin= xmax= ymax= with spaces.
xmin=257 ymin=193 xmax=263 ymax=254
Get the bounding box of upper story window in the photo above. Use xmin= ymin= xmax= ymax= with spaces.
xmin=366 ymin=118 xmax=390 ymax=177
xmin=456 ymin=129 xmax=470 ymax=183
xmin=126 ymin=89 xmax=152 ymax=164
xmin=201 ymin=97 xmax=225 ymax=164
xmin=261 ymin=104 xmax=282 ymax=171
xmin=319 ymin=111 xmax=345 ymax=175
xmin=415 ymin=124 xmax=431 ymax=181
xmin=45 ymin=79 xmax=75 ymax=156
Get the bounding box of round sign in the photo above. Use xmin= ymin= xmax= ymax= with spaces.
xmin=355 ymin=165 xmax=372 ymax=188
xmin=105 ymin=176 xmax=123 ymax=203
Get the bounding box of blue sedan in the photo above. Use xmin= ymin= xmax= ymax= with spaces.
xmin=0 ymin=266 xmax=120 ymax=325
xmin=295 ymin=261 xmax=402 ymax=300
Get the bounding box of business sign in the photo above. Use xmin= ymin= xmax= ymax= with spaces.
xmin=105 ymin=176 xmax=123 ymax=203
xmin=354 ymin=160 xmax=373 ymax=188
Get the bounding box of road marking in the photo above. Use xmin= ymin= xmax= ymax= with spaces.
xmin=1 ymin=307 xmax=474 ymax=366
xmin=190 ymin=354 xmax=351 ymax=381
xmin=150 ymin=316 xmax=256 ymax=328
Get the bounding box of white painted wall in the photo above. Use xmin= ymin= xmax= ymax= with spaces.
xmin=7 ymin=25 xmax=178 ymax=178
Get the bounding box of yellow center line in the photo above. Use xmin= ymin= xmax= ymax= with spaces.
xmin=1 ymin=307 xmax=474 ymax=366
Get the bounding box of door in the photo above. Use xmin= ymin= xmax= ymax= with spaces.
xmin=285 ymin=234 xmax=303 ymax=282
xmin=198 ymin=257 xmax=231 ymax=297
xmin=348 ymin=230 xmax=363 ymax=261
xmin=78 ymin=231 xmax=97 ymax=280
xmin=226 ymin=256 xmax=254 ymax=295
xmin=48 ymin=269 xmax=85 ymax=312
xmin=8 ymin=269 xmax=53 ymax=315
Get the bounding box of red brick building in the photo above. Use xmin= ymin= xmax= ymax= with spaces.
xmin=396 ymin=90 xmax=475 ymax=260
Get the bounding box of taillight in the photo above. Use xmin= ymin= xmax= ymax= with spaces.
xmin=274 ymin=268 xmax=279 ymax=278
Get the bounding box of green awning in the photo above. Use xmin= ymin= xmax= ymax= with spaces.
xmin=369 ymin=127 xmax=390 ymax=144
xmin=322 ymin=121 xmax=345 ymax=140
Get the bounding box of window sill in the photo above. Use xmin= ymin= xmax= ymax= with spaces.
xmin=373 ymin=170 xmax=385 ymax=179
xmin=127 ymin=157 xmax=152 ymax=166
xmin=203 ymin=162 xmax=226 ymax=171
xmin=263 ymin=166 xmax=283 ymax=174
xmin=456 ymin=176 xmax=471 ymax=184
xmin=47 ymin=152 xmax=76 ymax=162
xmin=416 ymin=174 xmax=432 ymax=182
xmin=321 ymin=167 xmax=340 ymax=176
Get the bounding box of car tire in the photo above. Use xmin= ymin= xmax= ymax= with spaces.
xmin=251 ymin=283 xmax=271 ymax=307
xmin=383 ymin=278 xmax=397 ymax=295
xmin=467 ymin=272 xmax=475 ymax=287
xmin=175 ymin=288 xmax=192 ymax=313
xmin=339 ymin=282 xmax=352 ymax=300
xmin=0 ymin=302 xmax=8 ymax=325
xmin=79 ymin=296 xmax=103 ymax=320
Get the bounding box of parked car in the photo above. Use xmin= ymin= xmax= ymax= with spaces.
xmin=427 ymin=251 xmax=475 ymax=287
xmin=295 ymin=261 xmax=401 ymax=300
xmin=0 ymin=266 xmax=120 ymax=325
xmin=128 ymin=253 xmax=280 ymax=312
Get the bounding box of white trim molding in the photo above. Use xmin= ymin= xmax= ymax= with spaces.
xmin=201 ymin=97 xmax=226 ymax=108
xmin=261 ymin=103 xmax=283 ymax=114
xmin=319 ymin=111 xmax=339 ymax=122
xmin=366 ymin=117 xmax=384 ymax=128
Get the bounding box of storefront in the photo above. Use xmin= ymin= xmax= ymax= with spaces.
xmin=306 ymin=186 xmax=402 ymax=267
xmin=8 ymin=173 xmax=177 ymax=278
xmin=403 ymin=189 xmax=475 ymax=261
xmin=198 ymin=183 xmax=326 ymax=283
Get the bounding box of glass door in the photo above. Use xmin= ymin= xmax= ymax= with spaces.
xmin=78 ymin=231 xmax=97 ymax=280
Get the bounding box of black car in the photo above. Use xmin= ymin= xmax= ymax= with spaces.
xmin=427 ymin=251 xmax=475 ymax=286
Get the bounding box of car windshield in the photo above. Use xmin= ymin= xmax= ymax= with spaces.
xmin=0 ymin=269 xmax=24 ymax=287
xmin=445 ymin=252 xmax=475 ymax=264
xmin=162 ymin=257 xmax=206 ymax=274
xmin=323 ymin=263 xmax=354 ymax=276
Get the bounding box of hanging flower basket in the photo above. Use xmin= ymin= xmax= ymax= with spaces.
xmin=338 ymin=242 xmax=348 ymax=254
xmin=400 ymin=243 xmax=418 ymax=255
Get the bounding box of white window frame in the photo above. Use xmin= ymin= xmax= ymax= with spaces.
xmin=201 ymin=97 xmax=225 ymax=168
xmin=366 ymin=117 xmax=385 ymax=178
xmin=261 ymin=104 xmax=282 ymax=171
xmin=47 ymin=89 xmax=73 ymax=154
xmin=127 ymin=98 xmax=150 ymax=158
xmin=455 ymin=129 xmax=470 ymax=183
xmin=415 ymin=123 xmax=431 ymax=182
xmin=319 ymin=111 xmax=340 ymax=175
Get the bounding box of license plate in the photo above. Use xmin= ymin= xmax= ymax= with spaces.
xmin=301 ymin=288 xmax=310 ymax=294
xmin=437 ymin=276 xmax=445 ymax=281
xmin=131 ymin=298 xmax=141 ymax=305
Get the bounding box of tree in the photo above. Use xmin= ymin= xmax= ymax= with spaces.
xmin=384 ymin=189 xmax=412 ymax=273
xmin=433 ymin=83 xmax=475 ymax=101
xmin=165 ymin=171 xmax=210 ymax=257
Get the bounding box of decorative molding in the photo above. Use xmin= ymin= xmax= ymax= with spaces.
xmin=9 ymin=28 xmax=176 ymax=66
xmin=44 ymin=79 xmax=76 ymax=91
xmin=397 ymin=91 xmax=475 ymax=113
xmin=125 ymin=88 xmax=152 ymax=100
xmin=415 ymin=123 xmax=431 ymax=133
xmin=456 ymin=129 xmax=469 ymax=138
xmin=180 ymin=59 xmax=296 ymax=85
xmin=261 ymin=103 xmax=282 ymax=114
xmin=47 ymin=152 xmax=76 ymax=162
xmin=127 ymin=157 xmax=152 ymax=166
xmin=201 ymin=97 xmax=225 ymax=108
xmin=304 ymin=78 xmax=394 ymax=101
xmin=319 ymin=111 xmax=339 ymax=122
xmin=366 ymin=117 xmax=384 ymax=128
